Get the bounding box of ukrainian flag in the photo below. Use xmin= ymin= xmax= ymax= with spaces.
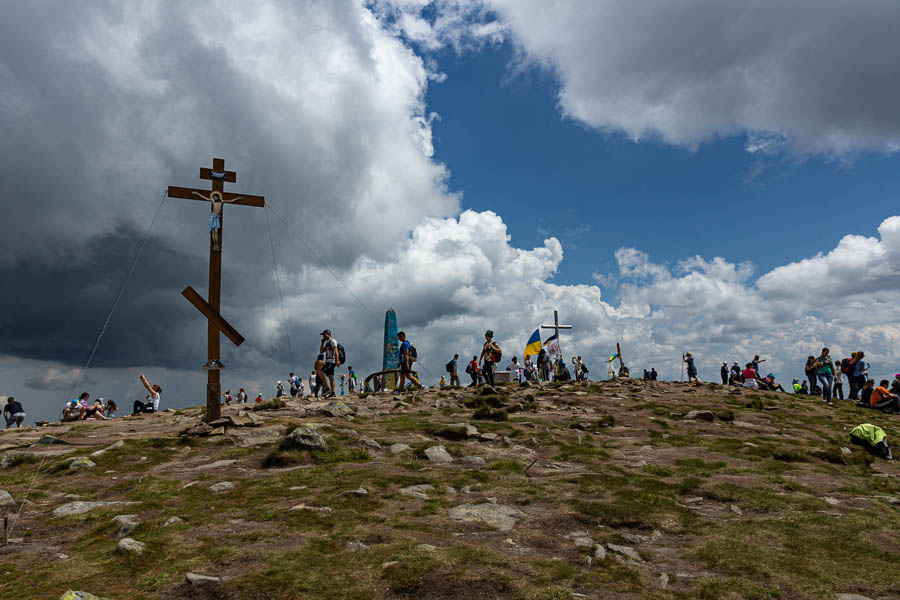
xmin=523 ymin=329 xmax=541 ymax=359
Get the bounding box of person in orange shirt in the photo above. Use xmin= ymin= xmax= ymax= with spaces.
xmin=870 ymin=379 xmax=900 ymax=412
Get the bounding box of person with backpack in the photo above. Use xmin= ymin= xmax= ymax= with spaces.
xmin=804 ymin=356 xmax=819 ymax=395
xmin=480 ymin=330 xmax=502 ymax=388
xmin=850 ymin=423 xmax=893 ymax=460
xmin=446 ymin=354 xmax=460 ymax=387
xmin=319 ymin=329 xmax=341 ymax=399
xmin=466 ymin=356 xmax=479 ymax=387
xmin=720 ymin=362 xmax=729 ymax=385
xmin=538 ymin=349 xmax=550 ymax=381
xmin=813 ymin=347 xmax=834 ymax=405
xmin=395 ymin=330 xmax=421 ymax=392
xmin=850 ymin=351 xmax=869 ymax=400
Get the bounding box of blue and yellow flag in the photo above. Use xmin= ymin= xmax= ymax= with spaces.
xmin=523 ymin=329 xmax=541 ymax=358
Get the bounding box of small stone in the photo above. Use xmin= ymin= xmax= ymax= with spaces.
xmin=415 ymin=543 xmax=438 ymax=552
xmin=345 ymin=540 xmax=368 ymax=551
xmin=90 ymin=440 xmax=124 ymax=457
xmin=840 ymin=447 xmax=852 ymax=456
xmin=116 ymin=537 xmax=146 ymax=555
xmin=186 ymin=572 xmax=221 ymax=586
xmin=112 ymin=515 xmax=139 ymax=538
xmin=463 ymin=456 xmax=486 ymax=467
xmin=360 ymin=436 xmax=381 ymax=450
xmin=593 ymin=544 xmax=607 ymax=560
xmin=55 ymin=553 xmax=69 ymax=560
xmin=447 ymin=503 xmax=525 ymax=531
xmin=730 ymin=504 xmax=743 ymax=516
xmin=208 ymin=482 xmax=235 ymax=494
xmin=289 ymin=504 xmax=333 ymax=514
xmin=191 ymin=459 xmax=237 ymax=471
xmin=68 ymin=457 xmax=96 ymax=471
xmin=337 ymin=429 xmax=359 ymax=437
xmin=836 ymin=595 xmax=875 ymax=600
xmin=684 ymin=497 xmax=703 ymax=504
xmin=288 ymin=486 xmax=308 ymax=491
xmin=401 ymin=484 xmax=435 ymax=499
xmin=424 ymin=445 xmax=453 ymax=464
xmin=59 ymin=593 xmax=106 ymax=600
xmin=622 ymin=533 xmax=648 ymax=545
xmin=446 ymin=486 xmax=457 ymax=494
xmin=281 ymin=427 xmax=327 ymax=452
xmin=480 ymin=432 xmax=499 ymax=441
xmin=0 ymin=489 xmax=15 ymax=508
xmin=823 ymin=497 xmax=841 ymax=506
xmin=572 ymin=537 xmax=594 ymax=548
xmin=52 ymin=501 xmax=138 ymax=518
xmin=316 ymin=400 xmax=355 ymax=418
xmin=659 ymin=573 xmax=669 ymax=590
xmin=389 ymin=443 xmax=411 ymax=454
xmin=607 ymin=543 xmax=642 ymax=562
xmin=162 ymin=517 xmax=184 ymax=527
xmin=381 ymin=561 xmax=398 ymax=568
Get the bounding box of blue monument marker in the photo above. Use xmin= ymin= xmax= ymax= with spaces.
xmin=383 ymin=308 xmax=399 ymax=371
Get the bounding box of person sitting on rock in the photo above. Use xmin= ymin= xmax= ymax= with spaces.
xmin=870 ymin=379 xmax=900 ymax=412
xmin=104 ymin=399 xmax=118 ymax=418
xmin=82 ymin=398 xmax=108 ymax=420
xmin=133 ymin=373 xmax=162 ymax=415
xmin=63 ymin=393 xmax=89 ymax=421
xmin=763 ymin=373 xmax=785 ymax=392
xmin=4 ymin=396 xmax=26 ymax=429
xmin=859 ymin=379 xmax=875 ymax=407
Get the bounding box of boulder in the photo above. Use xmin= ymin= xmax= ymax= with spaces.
xmin=68 ymin=457 xmax=96 ymax=471
xmin=593 ymin=544 xmax=607 ymax=560
xmin=424 ymin=445 xmax=453 ymax=464
xmin=281 ymin=427 xmax=327 ymax=452
xmin=112 ymin=514 xmax=139 ymax=538
xmin=90 ymin=440 xmax=124 ymax=457
xmin=400 ymin=484 xmax=434 ymax=500
xmin=415 ymin=544 xmax=438 ymax=552
xmin=389 ymin=443 xmax=412 ymax=454
xmin=52 ymin=501 xmax=137 ymax=518
xmin=0 ymin=489 xmax=15 ymax=508
xmin=162 ymin=517 xmax=184 ymax=527
xmin=186 ymin=572 xmax=221 ymax=586
xmin=116 ymin=537 xmax=146 ymax=555
xmin=607 ymin=543 xmax=642 ymax=562
xmin=836 ymin=595 xmax=875 ymax=600
xmin=684 ymin=410 xmax=715 ymax=422
xmin=59 ymin=593 xmax=107 ymax=600
xmin=463 ymin=456 xmax=486 ymax=467
xmin=447 ymin=503 xmax=525 ymax=531
xmin=190 ymin=459 xmax=237 ymax=471
xmin=208 ymin=482 xmax=235 ymax=494
xmin=345 ymin=540 xmax=368 ymax=551
xmin=316 ymin=400 xmax=355 ymax=418
xmin=360 ymin=436 xmax=381 ymax=450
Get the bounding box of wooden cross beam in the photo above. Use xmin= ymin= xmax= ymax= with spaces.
xmin=541 ymin=310 xmax=573 ymax=349
xmin=167 ymin=157 xmax=264 ymax=422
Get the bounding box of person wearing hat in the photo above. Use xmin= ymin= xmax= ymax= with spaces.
xmin=720 ymin=362 xmax=728 ymax=385
xmin=275 ymin=381 xmax=285 ymax=398
xmin=480 ymin=330 xmax=502 ymax=388
xmin=682 ymin=352 xmax=700 ymax=383
xmin=319 ymin=329 xmax=340 ymax=399
xmin=63 ymin=392 xmax=89 ymax=421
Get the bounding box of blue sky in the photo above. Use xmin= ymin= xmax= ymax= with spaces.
xmin=426 ymin=41 xmax=900 ymax=294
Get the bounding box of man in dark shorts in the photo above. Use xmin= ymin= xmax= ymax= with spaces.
xmin=396 ymin=331 xmax=421 ymax=392
xmin=4 ymin=396 xmax=26 ymax=428
xmin=319 ymin=330 xmax=341 ymax=399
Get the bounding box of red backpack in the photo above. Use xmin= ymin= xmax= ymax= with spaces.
xmin=840 ymin=358 xmax=852 ymax=374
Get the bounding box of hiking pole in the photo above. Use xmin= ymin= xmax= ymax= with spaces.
xmin=681 ymin=357 xmax=684 ymax=382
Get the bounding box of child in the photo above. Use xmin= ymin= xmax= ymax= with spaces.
xmin=339 ymin=374 xmax=346 ymax=396
xmin=255 ymin=393 xmax=263 ymax=403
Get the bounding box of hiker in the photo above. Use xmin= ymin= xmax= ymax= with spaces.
xmin=313 ymin=356 xmax=327 ymax=397
xmin=396 ymin=331 xmax=421 ymax=391
xmin=309 ymin=370 xmax=318 ymax=397
xmin=792 ymin=378 xmax=804 ymax=394
xmin=466 ymin=356 xmax=479 ymax=387
xmin=347 ymin=367 xmax=357 ymax=393
xmin=104 ymin=399 xmax=118 ymax=418
xmin=890 ymin=375 xmax=900 ymax=396
xmin=804 ymin=356 xmax=819 ymax=395
xmin=508 ymin=357 xmax=523 ymax=382
xmin=4 ymin=397 xmax=25 ymax=428
xmin=538 ymin=349 xmax=551 ymax=381
xmin=275 ymin=381 xmax=285 ymax=398
xmin=763 ymin=373 xmax=785 ymax=392
xmin=812 ymin=348 xmax=835 ymax=405
xmin=524 ymin=357 xmax=535 ymax=381
xmin=751 ymin=355 xmax=766 ymax=374
xmin=319 ymin=329 xmax=341 ymax=399
xmin=683 ymin=352 xmax=700 ymax=383
xmin=870 ymin=380 xmax=900 ymax=412
xmin=850 ymin=424 xmax=893 ymax=460
xmin=255 ymin=393 xmax=264 ymax=403
xmin=850 ymin=352 xmax=869 ymax=400
xmin=650 ymin=368 xmax=657 ymax=381
xmin=289 ymin=372 xmax=300 ymax=397
xmin=742 ymin=363 xmax=762 ymax=390
xmin=859 ymin=379 xmax=875 ymax=407
xmin=83 ymin=398 xmax=108 ymax=420
xmin=557 ymin=362 xmax=572 ymax=381
xmin=339 ymin=374 xmax=346 ymax=396
xmin=448 ymin=354 xmax=460 ymax=387
xmin=720 ymin=362 xmax=728 ymax=385
xmin=237 ymin=388 xmax=248 ymax=404
xmin=223 ymin=390 xmax=234 ymax=405
xmin=833 ymin=361 xmax=845 ymax=400
xmin=643 ymin=369 xmax=650 ymax=380
xmin=730 ymin=362 xmax=743 ymax=383
xmin=571 ymin=356 xmax=583 ymax=381
xmin=799 ymin=380 xmax=809 ymax=394
xmin=134 ymin=373 xmax=162 ymax=414
xmin=63 ymin=394 xmax=89 ymax=421
xmin=439 ymin=375 xmax=446 ymax=386
xmin=479 ymin=330 xmax=502 ymax=388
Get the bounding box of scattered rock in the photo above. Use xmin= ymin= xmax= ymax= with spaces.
xmin=593 ymin=544 xmax=607 ymax=561
xmin=684 ymin=410 xmax=715 ymax=422
xmin=730 ymin=504 xmax=743 ymax=516
xmin=36 ymin=435 xmax=69 ymax=445
xmin=836 ymin=595 xmax=875 ymax=600
xmin=381 ymin=561 xmax=399 ymax=568
xmin=68 ymin=457 xmax=96 ymax=471
xmin=874 ymin=495 xmax=900 ymax=505
xmin=840 ymin=447 xmax=852 ymax=456
xmin=424 ymin=445 xmax=453 ymax=464
xmin=447 ymin=503 xmax=525 ymax=531
xmin=823 ymin=497 xmax=841 ymax=506
xmin=191 ymin=459 xmax=237 ymax=471
xmin=116 ymin=537 xmax=146 ymax=556
xmin=400 ymin=484 xmax=435 ymax=499
xmin=659 ymin=573 xmax=669 ymax=590
xmin=415 ymin=544 xmax=438 ymax=552
xmin=360 ymin=436 xmax=382 ymax=450
xmin=90 ymin=440 xmax=124 ymax=457
xmin=463 ymin=456 xmax=486 ymax=467
xmin=684 ymin=497 xmax=703 ymax=504
xmin=289 ymin=504 xmax=333 ymax=514
xmin=52 ymin=501 xmax=138 ymax=518
xmin=208 ymin=482 xmax=235 ymax=494
xmin=333 ymin=486 xmax=368 ymax=498
xmin=389 ymin=443 xmax=412 ymax=454
xmin=186 ymin=572 xmax=222 ymax=586
xmin=59 ymin=593 xmax=107 ymax=600
xmin=572 ymin=537 xmax=594 ymax=548
xmin=112 ymin=514 xmax=139 ymax=537
xmin=316 ymin=400 xmax=355 ymax=418
xmin=281 ymin=427 xmax=327 ymax=452
xmin=55 ymin=553 xmax=69 ymax=560
xmin=607 ymin=543 xmax=642 ymax=562
xmin=345 ymin=540 xmax=368 ymax=551
xmin=622 ymin=533 xmax=648 ymax=545
xmin=162 ymin=517 xmax=184 ymax=527
xmin=479 ymin=432 xmax=499 ymax=441
xmin=0 ymin=489 xmax=15 ymax=508
xmin=180 ymin=422 xmax=216 ymax=437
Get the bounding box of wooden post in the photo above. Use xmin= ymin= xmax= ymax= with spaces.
xmin=167 ymin=158 xmax=265 ymax=422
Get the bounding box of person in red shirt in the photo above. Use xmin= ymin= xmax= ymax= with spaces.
xmin=870 ymin=380 xmax=900 ymax=412
xmin=467 ymin=356 xmax=480 ymax=388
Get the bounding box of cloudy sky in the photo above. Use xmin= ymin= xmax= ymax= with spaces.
xmin=4 ymin=0 xmax=900 ymax=423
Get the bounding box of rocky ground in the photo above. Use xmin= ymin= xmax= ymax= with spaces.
xmin=0 ymin=379 xmax=898 ymax=600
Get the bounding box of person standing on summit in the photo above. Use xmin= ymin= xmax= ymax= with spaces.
xmin=480 ymin=330 xmax=502 ymax=388
xmin=319 ymin=329 xmax=340 ymax=399
xmin=683 ymin=352 xmax=700 ymax=383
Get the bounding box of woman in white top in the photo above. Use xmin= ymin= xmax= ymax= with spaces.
xmin=134 ymin=373 xmax=162 ymax=414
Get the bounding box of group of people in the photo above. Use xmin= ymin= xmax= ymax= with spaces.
xmin=59 ymin=373 xmax=161 ymax=423
xmin=717 ymin=355 xmax=787 ymax=392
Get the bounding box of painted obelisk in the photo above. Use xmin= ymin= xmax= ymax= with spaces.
xmin=383 ymin=308 xmax=400 ymax=390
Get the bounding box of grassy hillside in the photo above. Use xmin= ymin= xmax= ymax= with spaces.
xmin=0 ymin=380 xmax=898 ymax=599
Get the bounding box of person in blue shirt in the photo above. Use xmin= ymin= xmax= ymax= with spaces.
xmin=396 ymin=331 xmax=421 ymax=392
xmin=682 ymin=352 xmax=700 ymax=383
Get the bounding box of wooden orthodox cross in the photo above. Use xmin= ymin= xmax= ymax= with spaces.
xmin=541 ymin=310 xmax=572 ymax=353
xmin=167 ymin=158 xmax=264 ymax=422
